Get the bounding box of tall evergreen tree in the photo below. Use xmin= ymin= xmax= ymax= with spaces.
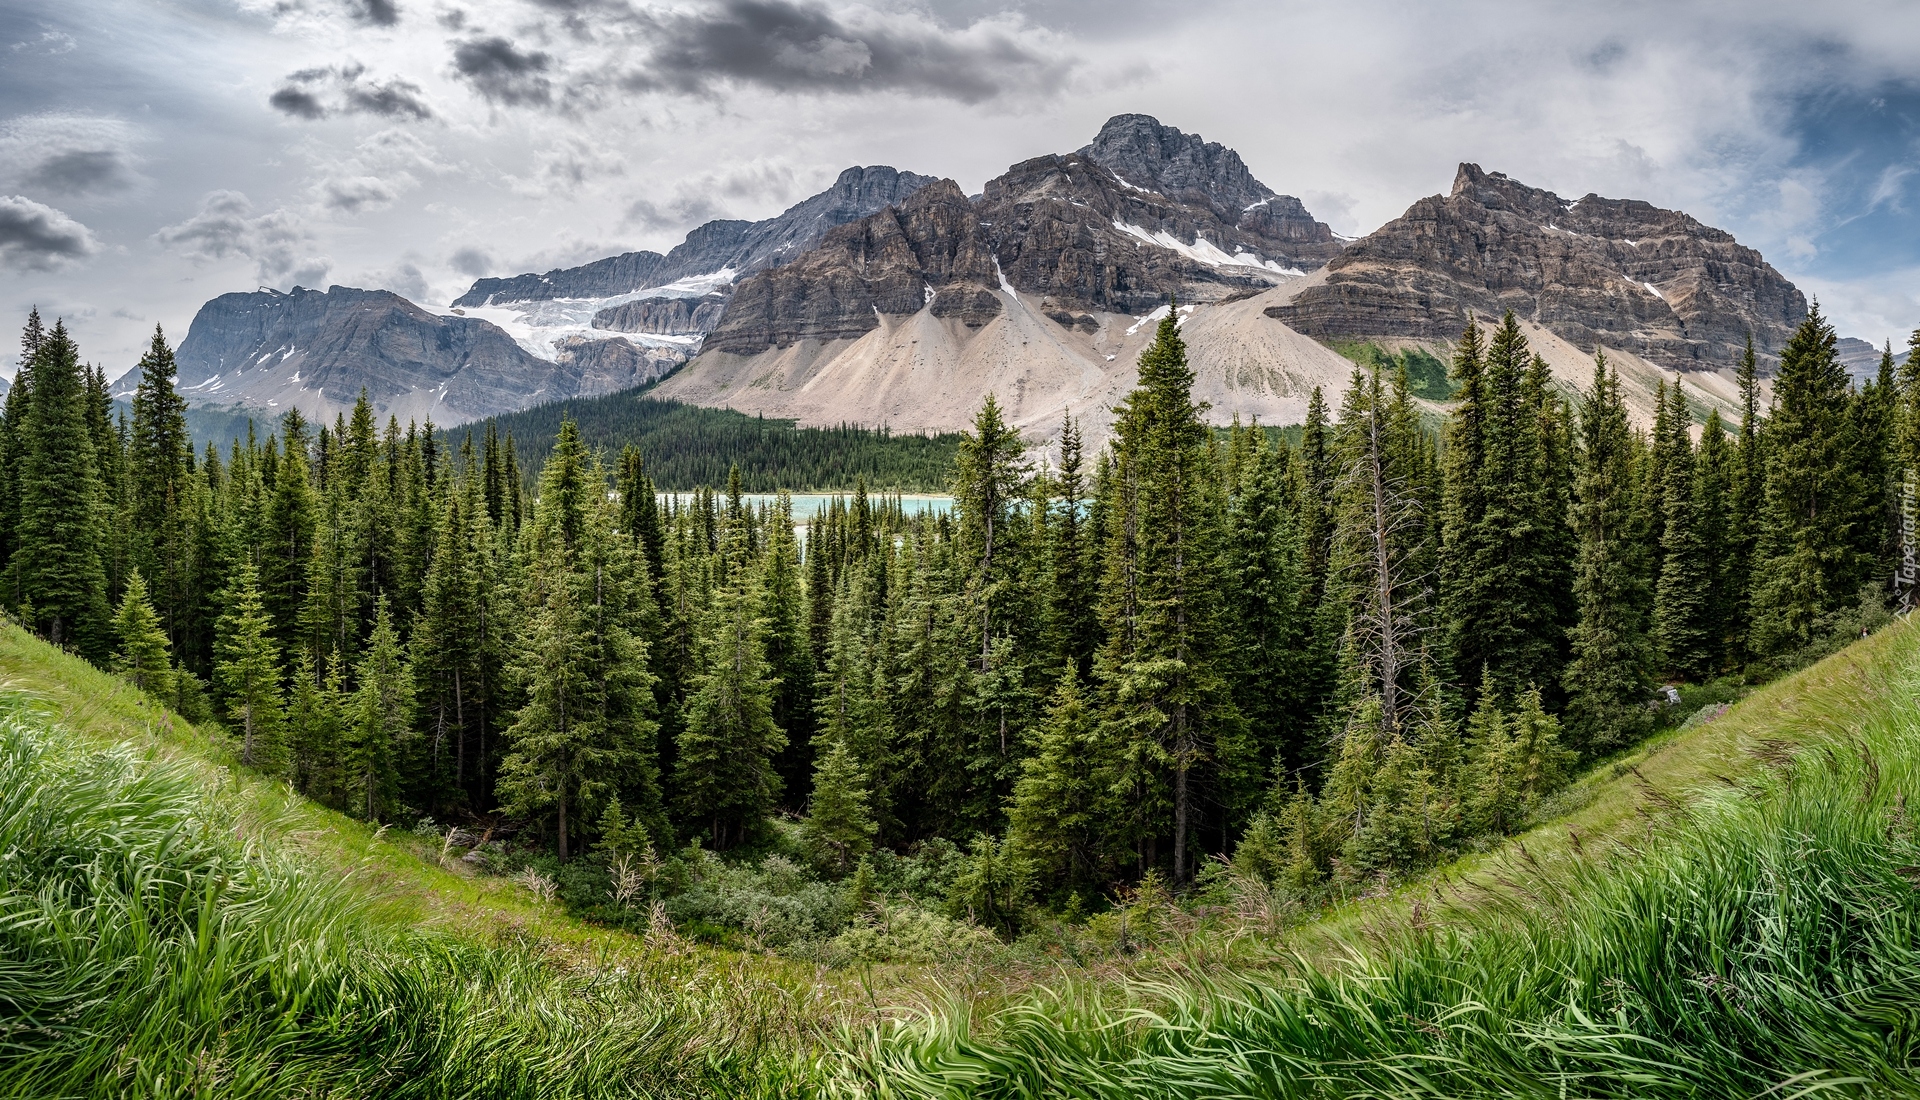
xmin=1750 ymin=303 xmax=1869 ymax=657
xmin=1652 ymin=379 xmax=1712 ymax=678
xmin=346 ymin=600 xmax=412 ymax=820
xmin=675 ymin=574 xmax=785 ymax=849
xmin=110 ymin=568 xmax=175 ymax=701
xmin=1562 ymin=355 xmax=1653 ymax=754
xmin=13 ymin=320 xmax=110 ymax=658
xmin=214 ymin=561 xmax=285 ymax=768
xmin=500 ymin=419 xmax=661 ymax=858
xmin=1093 ymin=306 xmax=1243 ymax=884
xmin=1725 ymin=336 xmax=1766 ymax=658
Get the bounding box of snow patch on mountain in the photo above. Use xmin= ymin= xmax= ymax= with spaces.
xmin=428 ymin=268 xmax=736 ymax=360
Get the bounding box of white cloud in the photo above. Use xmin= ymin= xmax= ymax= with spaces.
xmin=154 ymin=191 xmax=330 ymax=288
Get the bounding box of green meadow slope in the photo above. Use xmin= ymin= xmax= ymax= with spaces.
xmin=4 ymin=617 xmax=1920 ymax=1096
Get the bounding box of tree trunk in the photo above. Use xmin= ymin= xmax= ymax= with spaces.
xmin=557 ymin=782 xmax=569 ymax=861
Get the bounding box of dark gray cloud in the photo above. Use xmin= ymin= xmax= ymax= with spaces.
xmin=21 ymin=147 xmax=133 ymax=195
xmin=0 ymin=194 xmax=98 ymax=271
xmin=321 ymin=175 xmax=398 ymax=212
xmin=270 ymin=64 xmax=432 ymax=120
xmin=344 ymin=0 xmax=399 ymax=26
xmin=619 ymin=0 xmax=1074 ymax=103
xmin=452 ymin=37 xmax=553 ymax=106
xmin=269 ymin=86 xmax=327 ymax=120
xmin=448 ymin=246 xmax=493 ymax=277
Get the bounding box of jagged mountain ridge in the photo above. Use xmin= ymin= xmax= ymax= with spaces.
xmin=661 ymin=161 xmax=1810 ymax=441
xmin=1078 ymin=113 xmax=1338 ymax=256
xmin=1265 ymin=164 xmax=1806 ymax=370
xmin=453 ymin=166 xmax=939 ymax=308
xmin=705 ymin=124 xmax=1340 ymax=356
xmin=174 ymin=286 xmax=672 ymax=425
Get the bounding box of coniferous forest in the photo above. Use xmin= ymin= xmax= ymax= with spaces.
xmin=2 ymin=299 xmax=1908 ymax=938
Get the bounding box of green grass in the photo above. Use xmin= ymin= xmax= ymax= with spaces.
xmin=7 ymin=618 xmax=1920 ymax=1096
xmin=841 ymin=620 xmax=1920 ymax=1096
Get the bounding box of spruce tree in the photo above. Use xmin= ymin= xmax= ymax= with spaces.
xmin=111 ymin=568 xmax=175 ymax=701
xmin=1047 ymin=413 xmax=1099 ymax=678
xmin=1562 ymin=354 xmax=1653 ymax=754
xmin=1725 ymin=336 xmax=1766 ymax=655
xmin=1007 ymin=667 xmax=1106 ymax=899
xmin=500 ymin=419 xmax=661 ymax=857
xmin=214 ymin=561 xmax=285 ymax=769
xmin=1750 ymin=303 xmax=1869 ymax=657
xmin=1652 ymin=378 xmax=1712 ymax=679
xmin=0 ymin=309 xmax=43 ymax=590
xmin=261 ymin=414 xmax=317 ymax=649
xmin=1224 ymin=426 xmax=1306 ymax=778
xmin=346 ymin=600 xmax=412 ymax=820
xmin=674 ymin=575 xmax=785 ymax=849
xmin=1093 ymin=305 xmax=1244 ymax=885
xmin=286 ymin=649 xmax=344 ymax=804
xmin=800 ymin=735 xmax=877 ymax=875
xmin=13 ymin=321 xmax=110 ymax=657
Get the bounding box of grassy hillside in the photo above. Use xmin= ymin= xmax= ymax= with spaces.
xmin=4 ymin=618 xmax=1920 ymax=1095
xmin=850 ymin=620 xmax=1920 ymax=1096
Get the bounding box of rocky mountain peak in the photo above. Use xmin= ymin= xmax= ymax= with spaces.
xmin=1078 ymin=114 xmax=1330 ymax=247
xmin=1080 ymin=113 xmax=1271 ymax=210
xmin=1269 ymin=165 xmax=1805 ymax=370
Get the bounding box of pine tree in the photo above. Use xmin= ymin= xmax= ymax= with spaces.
xmin=1093 ymin=306 xmax=1243 ymax=885
xmin=1725 ymin=336 xmax=1766 ymax=657
xmin=1750 ymin=303 xmax=1869 ymax=657
xmin=261 ymin=413 xmax=317 ymax=648
xmin=500 ymin=419 xmax=661 ymax=858
xmin=1463 ymin=675 xmax=1519 ymax=835
xmin=13 ymin=321 xmax=110 ymax=657
xmin=1444 ymin=313 xmax=1565 ymax=703
xmin=1006 ymin=667 xmax=1106 ymax=898
xmin=1224 ymin=426 xmax=1307 ymax=778
xmin=762 ymin=491 xmax=815 ymax=804
xmin=286 ymin=649 xmax=345 ymax=804
xmin=111 ymin=568 xmax=175 ymax=701
xmin=346 ymin=599 xmax=412 ymax=820
xmin=1508 ymin=685 xmax=1572 ymax=810
xmin=1652 ymin=378 xmax=1712 ymax=679
xmin=675 ymin=576 xmax=785 ymax=849
xmin=1048 ymin=413 xmax=1099 ymax=679
xmin=214 ymin=561 xmax=285 ymax=769
xmin=1693 ymin=411 xmax=1734 ymax=671
xmin=0 ymin=309 xmax=43 ymax=591
xmin=1562 ymin=354 xmax=1653 ymax=755
xmin=800 ymin=735 xmax=876 ymax=875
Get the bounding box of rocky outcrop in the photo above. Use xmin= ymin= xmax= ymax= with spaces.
xmin=704 ymin=180 xmax=1003 ymax=354
xmin=453 ymin=166 xmax=937 ymax=307
xmin=1079 ymin=113 xmax=1340 ymax=269
xmin=593 ymin=293 xmax=729 ymax=336
xmin=1266 ymin=163 xmax=1806 ymax=370
xmin=549 ymin=335 xmax=685 ymax=392
xmin=174 ymin=286 xmax=648 ymax=425
xmin=708 ymin=117 xmax=1340 ymax=356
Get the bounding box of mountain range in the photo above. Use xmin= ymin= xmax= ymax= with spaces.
xmin=172 ymin=113 xmax=1820 ymax=439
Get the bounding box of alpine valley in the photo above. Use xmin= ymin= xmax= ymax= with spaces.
xmin=172 ymin=114 xmax=1810 ymax=438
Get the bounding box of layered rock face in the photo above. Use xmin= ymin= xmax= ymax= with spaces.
xmin=704 ymin=180 xmax=1005 ymax=354
xmin=1266 ymin=164 xmax=1806 ymax=369
xmin=1078 ymin=113 xmax=1340 ymax=267
xmin=453 ymin=166 xmax=937 ymax=308
xmin=707 ymin=121 xmax=1339 ymax=355
xmin=593 ymin=293 xmax=729 ymax=336
xmin=173 ymin=286 xmax=655 ymax=424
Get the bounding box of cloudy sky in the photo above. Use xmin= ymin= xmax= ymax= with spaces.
xmin=3 ymin=0 xmax=1919 ymax=378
